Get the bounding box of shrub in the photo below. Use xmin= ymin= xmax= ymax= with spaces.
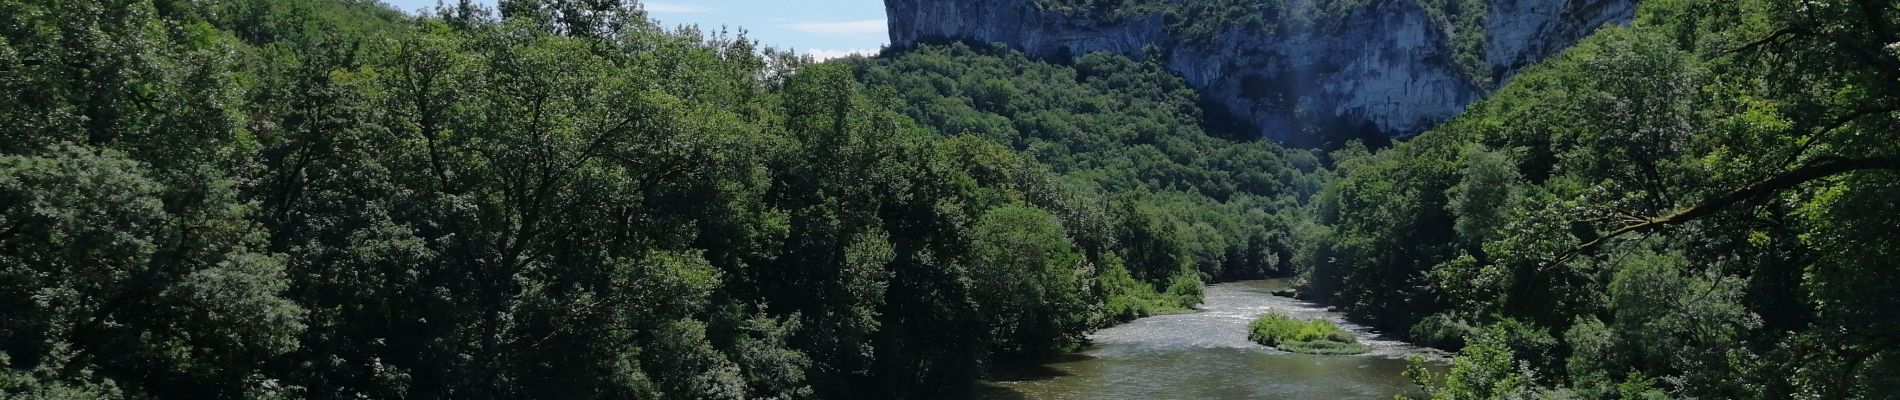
xmin=1165 ymin=273 xmax=1205 ymax=306
xmin=1095 ymin=261 xmax=1200 ymax=325
xmin=1409 ymin=312 xmax=1475 ymax=350
xmin=1247 ymin=313 xmax=1369 ymax=355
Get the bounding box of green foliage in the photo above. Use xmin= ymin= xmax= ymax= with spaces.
xmin=1164 ymin=273 xmax=1205 ymax=306
xmin=1246 ymin=314 xmax=1368 ymax=355
xmin=0 ymin=0 xmax=1329 ymax=397
xmin=0 ymin=142 xmax=302 ymax=398
xmin=9 ymin=0 xmax=1895 ymax=398
xmin=1096 ymin=259 xmax=1195 ymax=321
xmin=1445 ymin=146 xmax=1521 ymax=244
xmin=969 ymin=205 xmax=1091 ymax=358
xmin=1407 ymin=312 xmax=1474 ymax=350
xmin=1415 ymin=0 xmax=1492 ymax=86
xmin=1604 ymin=248 xmax=1758 ymax=396
xmin=0 ymin=352 xmax=123 ymax=400
xmin=1032 ymin=0 xmax=1492 ymax=82
xmin=1409 ymin=324 xmax=1534 ymax=400
xmin=854 ymin=42 xmax=1318 ymax=283
xmin=1317 ymin=0 xmax=1900 ymax=397
xmin=719 ymin=311 xmax=813 ymax=400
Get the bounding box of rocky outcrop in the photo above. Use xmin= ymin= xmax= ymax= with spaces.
xmin=884 ymin=0 xmax=1637 ymax=146
xmin=1485 ymin=0 xmax=1638 ymax=78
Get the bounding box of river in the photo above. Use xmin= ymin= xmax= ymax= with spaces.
xmin=971 ymin=279 xmax=1449 ymax=399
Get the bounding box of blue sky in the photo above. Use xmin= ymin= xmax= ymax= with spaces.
xmin=380 ymin=0 xmax=889 ymax=60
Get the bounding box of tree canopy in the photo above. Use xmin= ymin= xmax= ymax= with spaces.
xmin=1295 ymin=0 xmax=1900 ymax=397
xmin=0 ymin=0 xmax=1296 ymax=398
xmin=4 ymin=0 xmax=1897 ymax=399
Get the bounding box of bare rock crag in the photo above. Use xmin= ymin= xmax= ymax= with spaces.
xmin=885 ymin=0 xmax=1636 ymax=146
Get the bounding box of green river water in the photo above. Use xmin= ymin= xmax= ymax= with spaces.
xmin=971 ymin=279 xmax=1449 ymax=400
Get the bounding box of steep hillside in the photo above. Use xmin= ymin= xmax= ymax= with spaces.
xmin=885 ymin=0 xmax=1636 ymax=147
xmin=1295 ymin=0 xmax=1900 ymax=397
xmin=0 ymin=1 xmax=1221 ymax=398
xmin=852 ymin=43 xmax=1327 ymax=282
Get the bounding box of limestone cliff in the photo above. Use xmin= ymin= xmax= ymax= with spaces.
xmin=884 ymin=0 xmax=1636 ymax=146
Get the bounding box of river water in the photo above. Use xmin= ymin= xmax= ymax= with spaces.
xmin=971 ymin=279 xmax=1449 ymax=399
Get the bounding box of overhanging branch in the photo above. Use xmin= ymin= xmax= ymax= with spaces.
xmin=1549 ymin=156 xmax=1900 ymax=266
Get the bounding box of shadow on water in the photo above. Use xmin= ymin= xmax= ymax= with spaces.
xmin=971 ymin=384 xmax=1033 ymax=400
xmin=985 ymin=353 xmax=1096 ymax=382
xmin=966 ymin=279 xmax=1449 ymax=400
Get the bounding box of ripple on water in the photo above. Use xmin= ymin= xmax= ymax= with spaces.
xmin=972 ymin=279 xmax=1449 ymax=400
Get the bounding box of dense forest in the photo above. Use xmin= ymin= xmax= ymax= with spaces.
xmin=2 ymin=0 xmax=1898 ymax=399
xmin=1031 ymin=0 xmax=1493 ymax=83
xmin=0 ymin=0 xmax=1255 ymax=398
xmin=1293 ymin=0 xmax=1900 ymax=398
xmin=851 ymin=43 xmax=1326 ymax=282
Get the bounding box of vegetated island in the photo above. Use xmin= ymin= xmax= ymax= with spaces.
xmin=1247 ymin=313 xmax=1369 ymax=355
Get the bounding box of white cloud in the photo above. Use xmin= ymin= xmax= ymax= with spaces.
xmin=786 ymin=19 xmax=887 ymax=38
xmin=804 ymin=48 xmax=879 ymax=61
xmin=645 ymin=2 xmax=714 ymax=13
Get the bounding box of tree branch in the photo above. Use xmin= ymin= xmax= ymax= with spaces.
xmin=1549 ymin=156 xmax=1900 ymax=266
xmin=1776 ymin=106 xmax=1900 ymax=172
xmin=1719 ymin=26 xmax=1807 ymax=56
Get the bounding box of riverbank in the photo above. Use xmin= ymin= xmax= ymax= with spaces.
xmin=971 ymin=279 xmax=1449 ymax=399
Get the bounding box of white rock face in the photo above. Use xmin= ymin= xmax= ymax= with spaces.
xmin=884 ymin=0 xmax=1636 ymax=146
xmin=1487 ymin=0 xmax=1640 ymax=81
